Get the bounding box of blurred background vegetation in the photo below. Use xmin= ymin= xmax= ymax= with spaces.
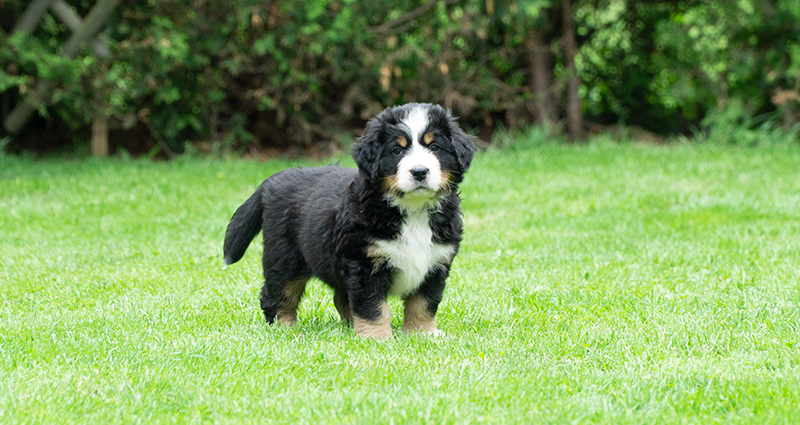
xmin=1 ymin=0 xmax=799 ymax=157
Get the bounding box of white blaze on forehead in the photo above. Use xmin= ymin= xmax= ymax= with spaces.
xmin=401 ymin=106 xmax=430 ymax=143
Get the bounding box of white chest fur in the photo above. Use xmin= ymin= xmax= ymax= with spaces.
xmin=370 ymin=211 xmax=455 ymax=297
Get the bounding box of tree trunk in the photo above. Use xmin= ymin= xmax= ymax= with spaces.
xmin=527 ymin=28 xmax=554 ymax=124
xmin=561 ymin=0 xmax=582 ymax=140
xmin=91 ymin=87 xmax=109 ymax=157
xmin=91 ymin=113 xmax=109 ymax=157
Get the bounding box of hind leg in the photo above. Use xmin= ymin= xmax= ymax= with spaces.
xmin=259 ymin=238 xmax=310 ymax=326
xmin=333 ymin=290 xmax=352 ymax=325
xmin=261 ymin=274 xmax=309 ymax=326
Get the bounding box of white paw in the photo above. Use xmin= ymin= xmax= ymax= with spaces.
xmin=407 ymin=328 xmax=444 ymax=337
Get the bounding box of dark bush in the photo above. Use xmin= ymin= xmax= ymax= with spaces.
xmin=1 ymin=0 xmax=799 ymax=155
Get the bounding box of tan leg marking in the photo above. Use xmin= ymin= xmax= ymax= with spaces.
xmin=402 ymin=294 xmax=441 ymax=335
xmin=276 ymin=278 xmax=308 ymax=326
xmin=352 ymin=299 xmax=392 ymax=340
xmin=334 ymin=291 xmax=352 ymax=325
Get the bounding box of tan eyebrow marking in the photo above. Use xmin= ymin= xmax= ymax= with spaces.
xmin=423 ymin=132 xmax=434 ymax=145
xmin=397 ymin=136 xmax=408 ymax=147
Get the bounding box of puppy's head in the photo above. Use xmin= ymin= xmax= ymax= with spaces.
xmin=352 ymin=103 xmax=476 ymax=210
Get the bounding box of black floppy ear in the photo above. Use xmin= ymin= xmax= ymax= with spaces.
xmin=351 ymin=117 xmax=384 ymax=182
xmin=447 ymin=114 xmax=477 ymax=175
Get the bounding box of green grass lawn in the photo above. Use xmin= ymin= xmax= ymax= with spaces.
xmin=2 ymin=139 xmax=800 ymax=423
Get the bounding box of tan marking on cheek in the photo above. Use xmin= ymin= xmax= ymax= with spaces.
xmin=441 ymin=171 xmax=452 ymax=182
xmin=276 ymin=277 xmax=309 ymax=326
xmin=402 ymin=294 xmax=438 ymax=334
xmin=423 ymin=132 xmax=435 ymax=145
xmin=397 ymin=136 xmax=408 ymax=148
xmin=433 ymin=171 xmax=454 ymax=197
xmin=380 ymin=175 xmax=401 ymax=197
xmin=352 ymin=300 xmax=392 ymax=339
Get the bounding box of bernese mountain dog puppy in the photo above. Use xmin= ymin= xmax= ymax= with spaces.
xmin=223 ymin=103 xmax=476 ymax=339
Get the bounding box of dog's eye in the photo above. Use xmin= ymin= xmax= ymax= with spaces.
xmin=429 ymin=144 xmax=441 ymax=152
xmin=392 ymin=147 xmax=403 ymax=155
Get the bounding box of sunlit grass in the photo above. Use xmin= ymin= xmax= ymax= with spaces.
xmin=2 ymin=139 xmax=799 ymax=423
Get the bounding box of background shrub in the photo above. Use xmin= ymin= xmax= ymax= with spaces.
xmin=1 ymin=0 xmax=799 ymax=155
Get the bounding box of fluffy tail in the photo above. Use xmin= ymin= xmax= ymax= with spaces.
xmin=223 ymin=188 xmax=263 ymax=266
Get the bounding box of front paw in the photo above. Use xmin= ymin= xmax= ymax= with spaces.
xmin=402 ymin=326 xmax=444 ymax=337
xmin=423 ymin=328 xmax=445 ymax=337
xmin=352 ymin=300 xmax=392 ymax=339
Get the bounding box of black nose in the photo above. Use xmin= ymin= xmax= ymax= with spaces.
xmin=410 ymin=167 xmax=429 ymax=181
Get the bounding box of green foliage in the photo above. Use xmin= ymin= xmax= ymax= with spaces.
xmin=695 ymin=99 xmax=800 ymax=146
xmin=1 ymin=0 xmax=799 ymax=153
xmin=1 ymin=32 xmax=88 ymax=117
xmin=578 ymin=0 xmax=800 ymax=136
